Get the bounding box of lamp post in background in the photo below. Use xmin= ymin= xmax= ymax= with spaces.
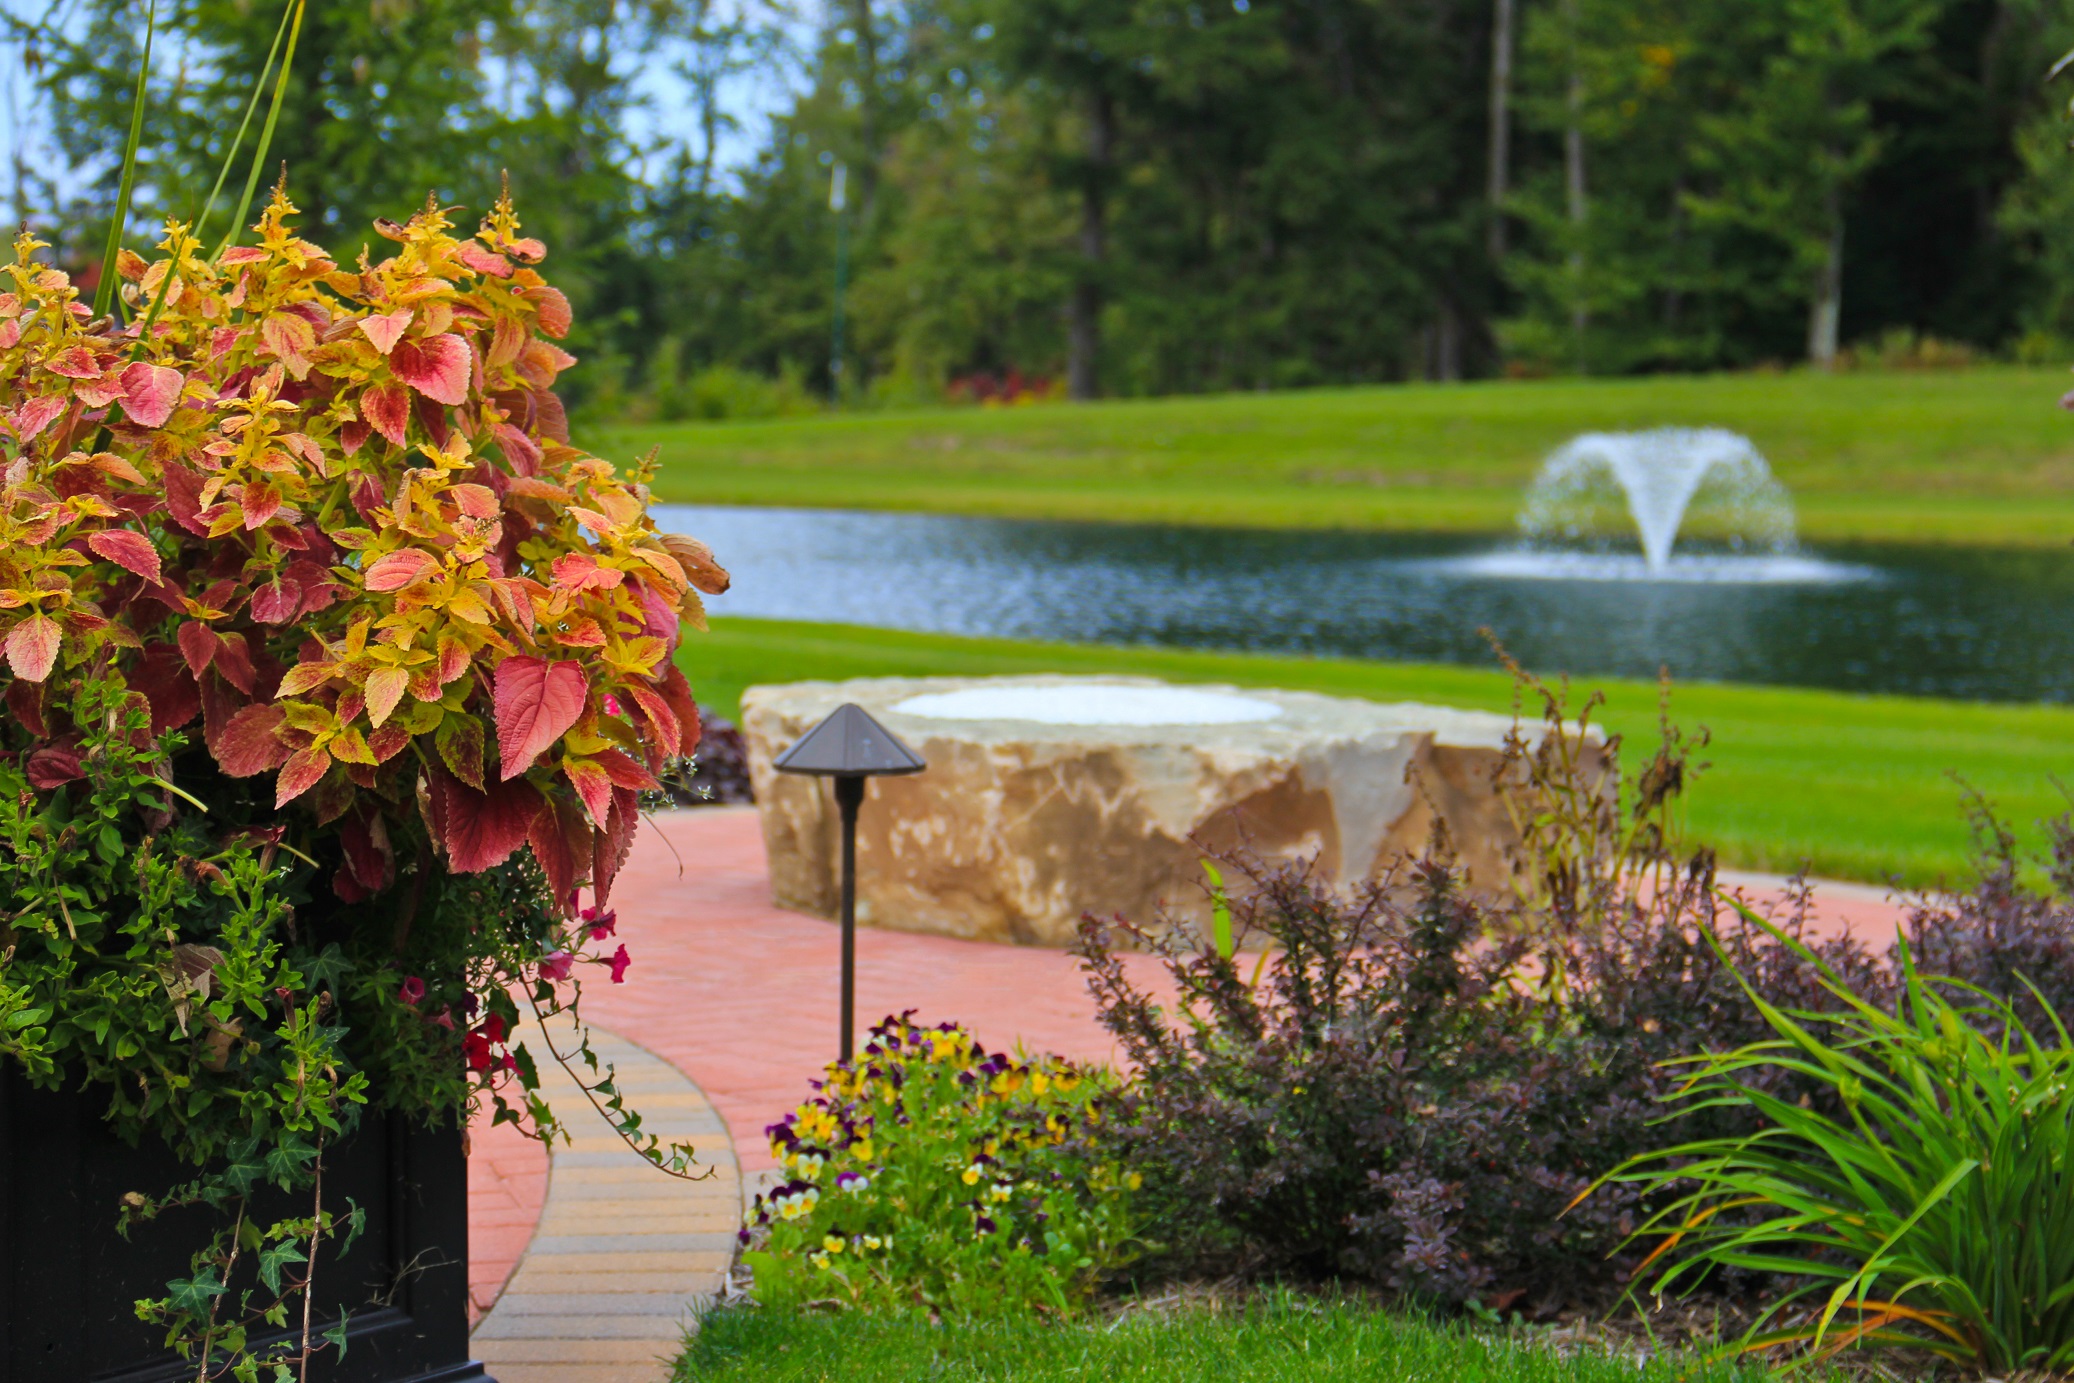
xmin=773 ymin=703 xmax=925 ymax=1063
xmin=829 ymin=161 xmax=849 ymax=405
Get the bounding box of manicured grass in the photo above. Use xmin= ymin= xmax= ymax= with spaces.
xmin=685 ymin=617 xmax=2074 ymax=887
xmin=595 ymin=368 xmax=2074 ymax=548
xmin=674 ymin=1297 xmax=1739 ymax=1383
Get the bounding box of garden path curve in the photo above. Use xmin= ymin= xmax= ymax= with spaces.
xmin=469 ymin=1016 xmax=739 ymax=1383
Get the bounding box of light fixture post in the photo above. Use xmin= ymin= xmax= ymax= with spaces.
xmin=833 ymin=773 xmax=864 ymax=1064
xmin=771 ymin=703 xmax=926 ymax=1065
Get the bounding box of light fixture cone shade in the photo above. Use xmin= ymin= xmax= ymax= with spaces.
xmin=772 ymin=703 xmax=926 ymax=777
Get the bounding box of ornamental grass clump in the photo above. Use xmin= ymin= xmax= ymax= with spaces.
xmin=1603 ymin=926 xmax=2074 ymax=1372
xmin=741 ymin=1014 xmax=1139 ymax=1316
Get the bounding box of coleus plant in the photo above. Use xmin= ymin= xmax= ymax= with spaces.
xmin=0 ymin=183 xmax=727 ymax=914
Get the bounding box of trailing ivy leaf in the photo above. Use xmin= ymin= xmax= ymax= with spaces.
xmin=256 ymin=1239 xmax=306 ymax=1294
xmin=164 ymin=1268 xmax=227 ymax=1316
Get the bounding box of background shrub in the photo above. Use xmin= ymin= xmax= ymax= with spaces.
xmin=1075 ymin=855 xmax=1875 ymax=1309
xmin=1078 ymin=663 xmax=2074 ymax=1317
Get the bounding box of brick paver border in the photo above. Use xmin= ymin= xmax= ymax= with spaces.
xmin=471 ymin=1015 xmax=740 ymax=1383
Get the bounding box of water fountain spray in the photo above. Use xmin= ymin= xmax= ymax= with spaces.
xmin=1521 ymin=428 xmax=1795 ymax=572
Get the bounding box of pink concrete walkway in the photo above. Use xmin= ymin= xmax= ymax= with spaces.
xmin=579 ymin=808 xmax=1173 ymax=1176
xmin=466 ymin=808 xmax=1920 ymax=1321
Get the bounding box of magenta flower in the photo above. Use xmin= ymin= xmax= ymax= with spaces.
xmin=397 ymin=975 xmax=426 ymax=1006
xmin=604 ymin=693 xmax=624 ymax=716
xmin=608 ymin=944 xmax=632 ymax=984
xmin=539 ymin=951 xmax=575 ymax=982
xmin=583 ymin=906 xmax=618 ymax=940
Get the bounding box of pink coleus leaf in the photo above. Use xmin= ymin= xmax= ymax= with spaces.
xmin=249 ymin=575 xmax=303 ymax=624
xmin=563 ymin=758 xmax=615 ymax=829
xmin=433 ymin=773 xmax=544 ymax=872
xmin=4 ymin=614 xmax=59 ymax=682
xmin=260 ymin=312 xmax=316 ymax=376
xmin=11 ymin=395 xmax=67 ymax=440
xmin=526 ymin=285 xmax=572 ymax=338
xmin=363 ymin=548 xmax=438 ymax=592
xmin=25 ymin=744 xmax=85 ymax=790
xmin=625 ymin=680 xmax=681 ymax=758
xmin=44 ymin=346 xmax=102 ymax=380
xmin=275 ymin=745 xmax=332 ymax=807
xmin=591 ymin=748 xmax=659 ymax=791
xmin=457 ymin=242 xmax=513 ymax=279
xmin=240 ymin=480 xmax=283 ymax=530
xmin=117 ymin=362 xmax=184 ymax=427
xmin=390 ymin=333 xmax=471 ymax=406
xmin=75 ymin=368 xmax=130 ymax=410
xmin=494 ymin=656 xmax=587 ymax=780
xmin=356 ymin=309 xmax=413 ymax=355
xmin=361 ymin=383 xmax=411 ymax=447
xmin=176 ymin=621 xmax=221 ymax=678
xmin=214 ymin=704 xmax=290 ymax=777
xmin=364 ymin=666 xmax=409 ymax=728
xmin=86 ymin=529 xmax=163 ymax=584
xmin=550 ymin=552 xmax=624 ymax=592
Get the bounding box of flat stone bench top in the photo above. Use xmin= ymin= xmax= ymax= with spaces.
xmin=741 ymin=674 xmax=1526 ymax=946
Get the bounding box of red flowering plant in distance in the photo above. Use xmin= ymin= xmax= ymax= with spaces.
xmin=0 ymin=183 xmax=723 ymax=1371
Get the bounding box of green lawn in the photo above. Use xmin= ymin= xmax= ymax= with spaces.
xmin=674 ymin=1297 xmax=1740 ymax=1383
xmin=596 ymin=368 xmax=2074 ymax=548
xmin=686 ymin=617 xmax=2074 ymax=888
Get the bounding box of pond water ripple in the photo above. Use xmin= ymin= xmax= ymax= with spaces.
xmin=652 ymin=505 xmax=2074 ymax=704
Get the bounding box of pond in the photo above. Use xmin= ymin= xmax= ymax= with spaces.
xmin=651 ymin=504 xmax=2074 ymax=704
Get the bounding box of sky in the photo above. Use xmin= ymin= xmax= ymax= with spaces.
xmin=0 ymin=0 xmax=810 ymax=227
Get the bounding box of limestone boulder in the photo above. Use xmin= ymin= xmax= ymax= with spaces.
xmin=741 ymin=675 xmax=1529 ymax=948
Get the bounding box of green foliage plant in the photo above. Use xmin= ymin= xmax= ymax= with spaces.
xmin=1599 ymin=916 xmax=2074 ymax=1371
xmin=0 ymin=79 xmax=728 ymax=1383
xmin=740 ymin=1014 xmax=1139 ymax=1316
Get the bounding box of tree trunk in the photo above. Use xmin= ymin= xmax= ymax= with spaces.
xmin=1486 ymin=0 xmax=1516 ymax=264
xmin=1429 ymin=296 xmax=1464 ymax=381
xmin=1068 ymin=87 xmax=1114 ymax=402
xmin=1563 ymin=0 xmax=1588 ymax=371
xmin=1807 ymin=176 xmax=1844 ymax=368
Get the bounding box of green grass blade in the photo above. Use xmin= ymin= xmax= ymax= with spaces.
xmin=193 ymin=0 xmax=295 ymax=246
xmin=215 ymin=0 xmax=305 ymax=257
xmin=91 ymin=0 xmax=156 ymax=321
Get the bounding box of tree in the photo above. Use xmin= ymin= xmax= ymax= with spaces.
xmin=1685 ymin=0 xmax=1945 ymax=367
xmin=39 ymin=0 xmax=506 ymax=255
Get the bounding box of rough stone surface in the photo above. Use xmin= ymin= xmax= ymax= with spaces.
xmin=741 ymin=675 xmax=1528 ymax=947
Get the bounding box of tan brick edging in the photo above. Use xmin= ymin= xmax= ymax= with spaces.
xmin=472 ymin=1018 xmax=742 ymax=1382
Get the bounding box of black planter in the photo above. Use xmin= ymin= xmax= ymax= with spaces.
xmin=0 ymin=1071 xmax=493 ymax=1383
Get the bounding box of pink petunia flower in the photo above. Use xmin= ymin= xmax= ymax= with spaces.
xmin=539 ymin=951 xmax=575 ymax=982
xmin=398 ymin=975 xmax=426 ymax=1006
xmin=608 ymin=944 xmax=632 ymax=984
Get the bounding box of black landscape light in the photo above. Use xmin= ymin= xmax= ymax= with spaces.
xmin=773 ymin=703 xmax=926 ymax=1064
